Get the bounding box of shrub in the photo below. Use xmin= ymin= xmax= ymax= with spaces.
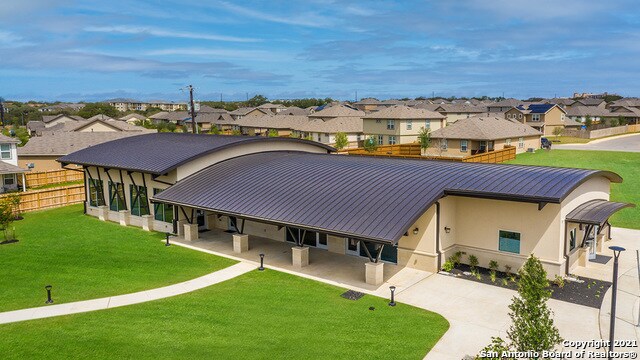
xmin=504 ymin=264 xmax=512 ymax=274
xmin=363 ymin=136 xmax=377 ymax=152
xmin=553 ymin=275 xmax=565 ymax=288
xmin=501 ymin=278 xmax=509 ymax=286
xmin=468 ymin=254 xmax=479 ymax=270
xmin=334 ymin=132 xmax=348 ymax=150
xmin=490 ymin=271 xmax=497 ymax=283
xmin=489 ymin=260 xmax=499 ymax=271
xmin=476 ymin=337 xmax=514 ymax=360
xmin=442 ymin=260 xmax=454 ymax=272
xmin=450 ymin=251 xmax=463 ymax=267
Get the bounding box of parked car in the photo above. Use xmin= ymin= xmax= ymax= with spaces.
xmin=541 ymin=137 xmax=552 ymax=149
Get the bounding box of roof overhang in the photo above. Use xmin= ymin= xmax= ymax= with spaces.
xmin=566 ymin=199 xmax=635 ymax=226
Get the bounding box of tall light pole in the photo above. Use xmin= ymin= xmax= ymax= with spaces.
xmin=609 ymin=245 xmax=625 ymax=358
xmin=0 ymin=97 xmax=5 ymax=126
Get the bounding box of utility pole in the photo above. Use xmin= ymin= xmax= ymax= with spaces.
xmin=0 ymin=97 xmax=4 ymax=126
xmin=355 ymin=90 xmax=358 ymax=102
xmin=220 ymin=93 xmax=223 ymax=102
xmin=187 ymin=85 xmax=197 ymax=134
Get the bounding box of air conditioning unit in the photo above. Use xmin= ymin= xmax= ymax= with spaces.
xmin=527 ymin=148 xmax=535 ymax=153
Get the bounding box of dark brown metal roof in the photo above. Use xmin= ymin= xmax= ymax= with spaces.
xmin=57 ymin=133 xmax=334 ymax=175
xmin=566 ymin=199 xmax=634 ymax=226
xmin=153 ymin=151 xmax=623 ymax=244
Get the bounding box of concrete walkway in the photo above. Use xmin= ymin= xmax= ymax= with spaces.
xmin=0 ymin=262 xmax=255 ymax=325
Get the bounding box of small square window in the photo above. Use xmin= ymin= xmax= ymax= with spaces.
xmin=499 ymin=230 xmax=520 ymax=254
xmin=460 ymin=140 xmax=468 ymax=152
xmin=406 ymin=120 xmax=412 ymax=130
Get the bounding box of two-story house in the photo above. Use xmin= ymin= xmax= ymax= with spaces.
xmin=362 ymin=105 xmax=445 ymax=145
xmin=0 ymin=134 xmax=27 ymax=192
xmin=505 ymin=104 xmax=579 ymax=136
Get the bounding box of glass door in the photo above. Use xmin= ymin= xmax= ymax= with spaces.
xmin=345 ymin=238 xmax=359 ymax=256
xmin=317 ymin=233 xmax=328 ymax=249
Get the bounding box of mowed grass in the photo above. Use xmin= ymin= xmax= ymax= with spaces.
xmin=508 ymin=150 xmax=640 ymax=229
xmin=0 ymin=205 xmax=236 ymax=312
xmin=0 ymin=270 xmax=449 ymax=360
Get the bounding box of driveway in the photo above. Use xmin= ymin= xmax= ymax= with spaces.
xmin=554 ymin=133 xmax=640 ymax=152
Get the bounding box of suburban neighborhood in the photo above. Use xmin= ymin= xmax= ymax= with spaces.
xmin=1 ymin=1 xmax=640 ymax=360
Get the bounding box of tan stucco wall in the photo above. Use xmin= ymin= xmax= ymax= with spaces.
xmin=363 ymin=118 xmax=444 ymax=144
xmin=175 ymin=141 xmax=328 ymax=180
xmin=397 ymin=205 xmax=438 ymax=272
xmin=18 ymin=155 xmax=80 ymax=171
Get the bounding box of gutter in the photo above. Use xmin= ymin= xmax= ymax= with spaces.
xmin=563 ymin=221 xmax=569 ymax=275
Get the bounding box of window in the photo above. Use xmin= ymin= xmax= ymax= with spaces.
xmin=3 ymin=174 xmax=14 ymax=186
xmin=317 ymin=134 xmax=322 ymax=142
xmin=440 ymin=139 xmax=448 ymax=150
xmin=388 ymin=136 xmax=396 ymax=145
xmin=153 ymin=188 xmax=174 ymax=223
xmin=356 ymin=134 xmax=361 ymax=142
xmin=569 ymin=228 xmax=577 ymax=251
xmin=479 ymin=141 xmax=486 ymax=152
xmin=377 ymin=135 xmax=384 ymax=145
xmin=488 ymin=141 xmax=495 ymax=151
xmin=460 ymin=139 xmax=468 ymax=152
xmin=376 ymin=119 xmax=381 ymax=123
xmin=108 ymin=181 xmax=126 ymax=211
xmin=406 ymin=120 xmax=412 ymax=130
xmin=518 ymin=137 xmax=524 ymax=149
xmin=0 ymin=144 xmax=11 ymax=160
xmin=531 ymin=114 xmax=541 ymax=122
xmin=505 ymin=138 xmax=512 ymax=146
xmin=88 ymin=179 xmax=105 ymax=207
xmin=507 ymin=114 xmax=512 ymax=119
xmin=518 ymin=114 xmax=523 ymax=119
xmin=130 ymin=184 xmax=149 ymax=216
xmin=425 ymin=120 xmax=430 ymax=129
xmin=499 ymin=230 xmax=521 ymax=254
xmin=386 ymin=120 xmax=395 ymax=130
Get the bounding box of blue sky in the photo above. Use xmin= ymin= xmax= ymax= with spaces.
xmin=1 ymin=0 xmax=639 ymax=102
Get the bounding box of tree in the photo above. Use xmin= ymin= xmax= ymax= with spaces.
xmin=78 ymin=103 xmax=118 ymax=118
xmin=477 ymin=255 xmax=562 ymax=358
xmin=609 ymin=117 xmax=619 ymax=128
xmin=209 ymin=126 xmax=221 ymax=135
xmin=507 ymin=255 xmax=562 ymax=353
xmin=418 ymin=127 xmax=431 ymax=153
xmin=0 ymin=198 xmax=15 ymax=241
xmin=245 ymin=95 xmax=268 ymax=107
xmin=363 ymin=136 xmax=377 ymax=152
xmin=584 ymin=116 xmax=593 ymax=129
xmin=143 ymin=107 xmax=163 ymax=116
xmin=267 ymin=129 xmax=279 ymax=137
xmin=552 ymin=126 xmax=564 ymax=138
xmin=334 ymin=132 xmax=348 ymax=150
xmin=617 ymin=116 xmax=627 ymax=126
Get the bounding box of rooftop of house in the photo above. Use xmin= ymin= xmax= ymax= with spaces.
xmin=429 ymin=115 xmax=542 ymax=140
xmin=308 ymin=104 xmax=364 ymax=118
xmin=18 ymin=132 xmax=145 ymax=156
xmin=363 ymin=105 xmax=445 ymax=119
xmin=41 ymin=114 xmax=85 ymax=124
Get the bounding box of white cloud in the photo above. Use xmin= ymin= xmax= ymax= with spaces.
xmin=214 ymin=1 xmax=334 ymax=28
xmin=145 ymin=47 xmax=287 ymax=61
xmin=84 ymin=25 xmax=260 ymax=43
xmin=0 ymin=30 xmax=32 ymax=47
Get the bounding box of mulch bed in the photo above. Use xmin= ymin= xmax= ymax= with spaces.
xmin=445 ymin=263 xmax=611 ymax=309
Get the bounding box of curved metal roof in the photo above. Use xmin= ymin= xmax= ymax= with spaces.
xmin=153 ymin=151 xmax=622 ymax=244
xmin=57 ymin=133 xmax=334 ymax=175
xmin=566 ymin=199 xmax=634 ymax=226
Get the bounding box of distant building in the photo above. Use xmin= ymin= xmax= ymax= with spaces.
xmin=573 ymin=92 xmax=614 ymax=99
xmin=105 ymin=98 xmax=186 ymax=112
xmin=362 ymin=105 xmax=445 ymax=145
xmin=39 ymin=103 xmax=86 ymax=112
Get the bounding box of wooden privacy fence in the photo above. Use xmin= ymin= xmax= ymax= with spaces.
xmin=0 ymin=184 xmax=85 ymax=212
xmin=24 ymin=169 xmax=84 ymax=188
xmin=342 ymin=144 xmax=516 ymax=164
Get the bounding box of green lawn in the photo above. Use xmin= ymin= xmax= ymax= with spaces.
xmin=0 ymin=205 xmax=235 ymax=312
xmin=0 ymin=270 xmax=449 ymax=359
xmin=507 ymin=150 xmax=640 ymax=229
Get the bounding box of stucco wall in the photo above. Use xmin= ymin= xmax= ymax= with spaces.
xmin=17 ymin=155 xmax=73 ymax=171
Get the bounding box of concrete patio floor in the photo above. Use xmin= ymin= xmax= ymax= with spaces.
xmin=178 ymin=228 xmax=432 ymax=295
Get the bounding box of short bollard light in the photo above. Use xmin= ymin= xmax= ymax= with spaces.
xmin=389 ymin=286 xmax=396 ymax=307
xmin=45 ymin=285 xmax=53 ymax=304
xmin=258 ymin=253 xmax=265 ymax=271
xmin=165 ymin=232 xmax=171 ymax=247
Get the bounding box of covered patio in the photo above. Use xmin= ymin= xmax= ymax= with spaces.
xmin=170 ymin=226 xmax=430 ymax=292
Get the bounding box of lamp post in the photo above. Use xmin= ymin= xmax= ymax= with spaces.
xmin=165 ymin=232 xmax=171 ymax=246
xmin=258 ymin=253 xmax=265 ymax=271
xmin=608 ymin=245 xmax=625 ymax=358
xmin=45 ymin=285 xmax=53 ymax=304
xmin=388 ymin=286 xmax=396 ymax=307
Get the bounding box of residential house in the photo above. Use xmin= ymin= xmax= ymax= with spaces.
xmin=119 ymin=113 xmax=147 ymax=124
xmin=505 ymin=103 xmax=579 ymax=136
xmin=564 ymin=106 xmax=615 ymax=124
xmin=428 ymin=116 xmax=542 ymax=157
xmin=18 ymin=132 xmax=146 ymax=171
xmin=278 ymin=106 xmax=309 ymax=116
xmin=229 ymin=107 xmax=268 ymax=120
xmin=0 ymin=134 xmax=27 ymax=192
xmin=353 ymin=98 xmax=381 ymax=113
xmin=256 ymin=103 xmax=287 ymax=114
xmin=362 ymin=105 xmax=445 ymax=145
xmin=38 ymin=103 xmax=86 ymax=113
xmin=487 ymin=98 xmax=527 ymax=113
xmin=416 ymin=103 xmax=485 ymax=124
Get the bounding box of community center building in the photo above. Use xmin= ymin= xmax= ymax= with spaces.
xmin=59 ymin=133 xmax=633 ymax=285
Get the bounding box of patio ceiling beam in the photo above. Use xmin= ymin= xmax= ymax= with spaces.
xmin=360 ymin=240 xmax=375 ymax=263
xmin=128 ymin=172 xmax=142 ymax=212
xmin=580 ymin=224 xmax=593 ymax=248
xmin=142 ymin=173 xmax=151 ymax=213
xmin=179 ymin=206 xmax=193 ymax=224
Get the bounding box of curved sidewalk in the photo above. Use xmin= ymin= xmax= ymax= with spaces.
xmin=0 ymin=262 xmax=256 ymax=325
